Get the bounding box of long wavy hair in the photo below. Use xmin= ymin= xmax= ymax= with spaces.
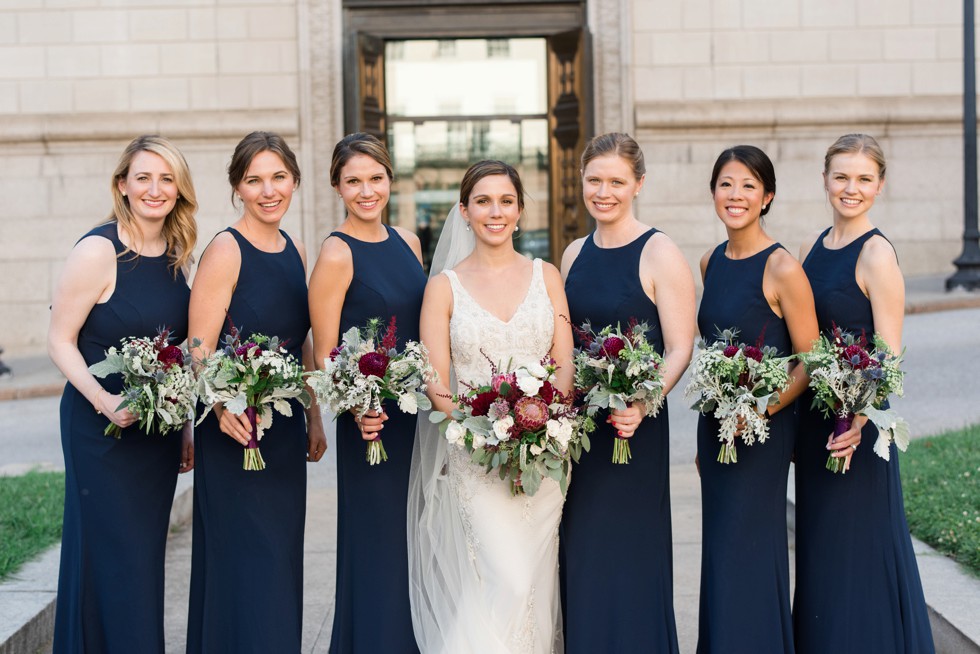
xmin=109 ymin=135 xmax=198 ymax=275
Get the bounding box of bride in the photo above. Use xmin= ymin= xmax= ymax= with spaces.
xmin=408 ymin=160 xmax=574 ymax=653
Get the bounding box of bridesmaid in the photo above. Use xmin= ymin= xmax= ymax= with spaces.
xmin=186 ymin=131 xmax=325 ymax=653
xmin=793 ymin=134 xmax=934 ymax=652
xmin=560 ymin=133 xmax=695 ymax=653
xmin=695 ymin=145 xmax=817 ymax=653
xmin=308 ymin=133 xmax=425 ymax=653
xmin=48 ymin=135 xmax=197 ymax=652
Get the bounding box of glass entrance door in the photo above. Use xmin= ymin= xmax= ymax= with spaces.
xmin=385 ymin=38 xmax=550 ymax=269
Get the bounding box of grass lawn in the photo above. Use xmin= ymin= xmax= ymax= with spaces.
xmin=901 ymin=424 xmax=980 ymax=577
xmin=0 ymin=471 xmax=64 ymax=581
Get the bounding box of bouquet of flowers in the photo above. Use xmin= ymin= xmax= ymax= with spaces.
xmin=571 ymin=319 xmax=666 ymax=464
xmin=195 ymin=323 xmax=310 ymax=471
xmin=431 ymin=355 xmax=594 ymax=496
xmin=686 ymin=328 xmax=792 ymax=464
xmin=88 ymin=327 xmax=196 ymax=438
xmin=307 ymin=316 xmax=434 ymax=465
xmin=801 ymin=325 xmax=909 ymax=473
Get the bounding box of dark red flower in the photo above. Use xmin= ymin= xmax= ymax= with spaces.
xmin=381 ymin=316 xmax=398 ymax=352
xmin=743 ymin=346 xmax=764 ymax=362
xmin=539 ymin=380 xmax=555 ymax=405
xmin=156 ymin=345 xmax=184 ymax=369
xmin=723 ymin=345 xmax=739 ymax=358
xmin=329 ymin=346 xmax=343 ymax=361
xmin=470 ymin=391 xmax=498 ymax=417
xmin=842 ymin=344 xmax=872 ymax=369
xmin=514 ymin=396 xmax=550 ymax=431
xmin=235 ymin=342 xmax=259 ymax=359
xmin=358 ymin=351 xmax=390 ymax=378
xmin=601 ymin=336 xmax=626 ymax=358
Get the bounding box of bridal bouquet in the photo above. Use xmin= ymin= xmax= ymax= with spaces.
xmin=686 ymin=328 xmax=792 ymax=464
xmin=88 ymin=327 xmax=196 ymax=438
xmin=307 ymin=316 xmax=434 ymax=465
xmin=195 ymin=324 xmax=310 ymax=471
xmin=431 ymin=355 xmax=594 ymax=496
xmin=571 ymin=319 xmax=666 ymax=464
xmin=801 ymin=325 xmax=908 ymax=473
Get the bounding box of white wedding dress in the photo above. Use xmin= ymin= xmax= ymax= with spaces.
xmin=408 ymin=258 xmax=565 ymax=654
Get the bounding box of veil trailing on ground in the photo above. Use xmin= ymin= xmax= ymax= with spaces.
xmin=407 ymin=203 xmax=474 ymax=652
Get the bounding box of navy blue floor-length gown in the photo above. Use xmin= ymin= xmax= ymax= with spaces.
xmin=696 ymin=242 xmax=795 ymax=654
xmin=186 ymin=228 xmax=310 ymax=653
xmin=561 ymin=229 xmax=679 ymax=653
xmin=54 ymin=222 xmax=189 ymax=653
xmin=793 ymin=227 xmax=934 ymax=653
xmin=328 ymin=225 xmax=425 ymax=653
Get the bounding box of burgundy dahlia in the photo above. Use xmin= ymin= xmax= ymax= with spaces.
xmin=743 ymin=346 xmax=764 ymax=362
xmin=513 ymin=396 xmax=549 ymax=431
xmin=358 ymin=351 xmax=390 ymax=378
xmin=601 ymin=336 xmax=626 ymax=358
xmin=329 ymin=346 xmax=343 ymax=361
xmin=156 ymin=345 xmax=184 ymax=369
xmin=539 ymin=380 xmax=556 ymax=405
xmin=723 ymin=345 xmax=739 ymax=358
xmin=470 ymin=391 xmax=498 ymax=417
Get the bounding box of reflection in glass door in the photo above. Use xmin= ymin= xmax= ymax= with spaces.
xmin=385 ymin=38 xmax=550 ymax=269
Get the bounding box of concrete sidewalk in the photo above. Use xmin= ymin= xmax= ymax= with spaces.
xmin=1 ymin=276 xmax=979 ymax=653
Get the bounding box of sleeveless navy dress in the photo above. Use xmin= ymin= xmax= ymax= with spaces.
xmin=328 ymin=225 xmax=425 ymax=653
xmin=186 ymin=227 xmax=310 ymax=653
xmin=696 ymin=242 xmax=795 ymax=654
xmin=560 ymin=230 xmax=679 ymax=653
xmin=793 ymin=228 xmax=933 ymax=653
xmin=54 ymin=222 xmax=189 ymax=653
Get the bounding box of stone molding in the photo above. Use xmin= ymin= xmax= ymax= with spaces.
xmin=0 ymin=110 xmax=299 ymax=145
xmin=588 ymin=0 xmax=633 ymax=136
xmin=636 ymin=95 xmax=966 ymax=132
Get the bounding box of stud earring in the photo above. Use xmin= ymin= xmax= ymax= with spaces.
xmin=763 ymin=204 xmax=768 ymax=211
xmin=122 ymin=191 xmax=127 ymax=197
xmin=514 ymin=224 xmax=520 ymax=232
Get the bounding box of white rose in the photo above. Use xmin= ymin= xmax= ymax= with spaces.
xmin=516 ymin=368 xmax=544 ymax=396
xmin=472 ymin=433 xmax=487 ymax=449
xmin=445 ymin=421 xmax=466 ymax=446
xmin=492 ymin=415 xmax=515 ymax=441
xmin=397 ymin=393 xmax=418 ymax=414
xmin=546 ymin=418 xmax=573 ymax=449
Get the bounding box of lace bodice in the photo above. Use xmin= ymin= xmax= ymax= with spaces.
xmin=444 ymin=258 xmax=555 ymax=388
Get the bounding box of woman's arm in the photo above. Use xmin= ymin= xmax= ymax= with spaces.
xmin=48 ymin=236 xmax=136 ymax=429
xmin=419 ymin=274 xmax=456 ymax=415
xmin=765 ymin=249 xmax=818 ymax=414
xmin=542 ymin=262 xmax=574 ymax=395
xmin=187 ymin=232 xmax=253 ymax=445
xmin=644 ymin=233 xmax=696 ymax=396
xmin=308 ymin=236 xmax=353 ymax=370
xmin=289 ymin=233 xmax=326 ymax=462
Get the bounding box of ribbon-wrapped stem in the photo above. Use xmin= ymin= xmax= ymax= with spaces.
xmin=825 ymin=410 xmax=853 ymax=474
xmin=243 ymin=406 xmax=266 ymax=471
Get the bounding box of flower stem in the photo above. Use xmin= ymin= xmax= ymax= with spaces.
xmin=825 ymin=412 xmax=853 ymax=475
xmin=242 ymin=406 xmax=266 ymax=471
xmin=612 ymin=437 xmax=632 ymax=464
xmin=366 ymin=438 xmax=388 ymax=465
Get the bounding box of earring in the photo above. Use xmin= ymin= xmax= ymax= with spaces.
xmin=634 ymin=192 xmax=639 ymax=197
xmin=122 ymin=191 xmax=127 ymax=197
xmin=763 ymin=204 xmax=768 ymax=211
xmin=465 ymin=222 xmax=471 ymax=231
xmin=515 ymin=224 xmax=520 ymax=232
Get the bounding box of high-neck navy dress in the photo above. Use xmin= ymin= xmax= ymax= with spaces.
xmin=793 ymin=227 xmax=934 ymax=653
xmin=186 ymin=227 xmax=311 ymax=654
xmin=560 ymin=230 xmax=679 ymax=653
xmin=54 ymin=222 xmax=189 ymax=654
xmin=327 ymin=225 xmax=425 ymax=653
xmin=696 ymin=242 xmax=795 ymax=654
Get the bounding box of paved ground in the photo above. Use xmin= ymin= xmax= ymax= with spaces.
xmin=1 ymin=302 xmax=978 ymax=653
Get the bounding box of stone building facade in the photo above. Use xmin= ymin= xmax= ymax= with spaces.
xmin=0 ymin=0 xmax=972 ymax=352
